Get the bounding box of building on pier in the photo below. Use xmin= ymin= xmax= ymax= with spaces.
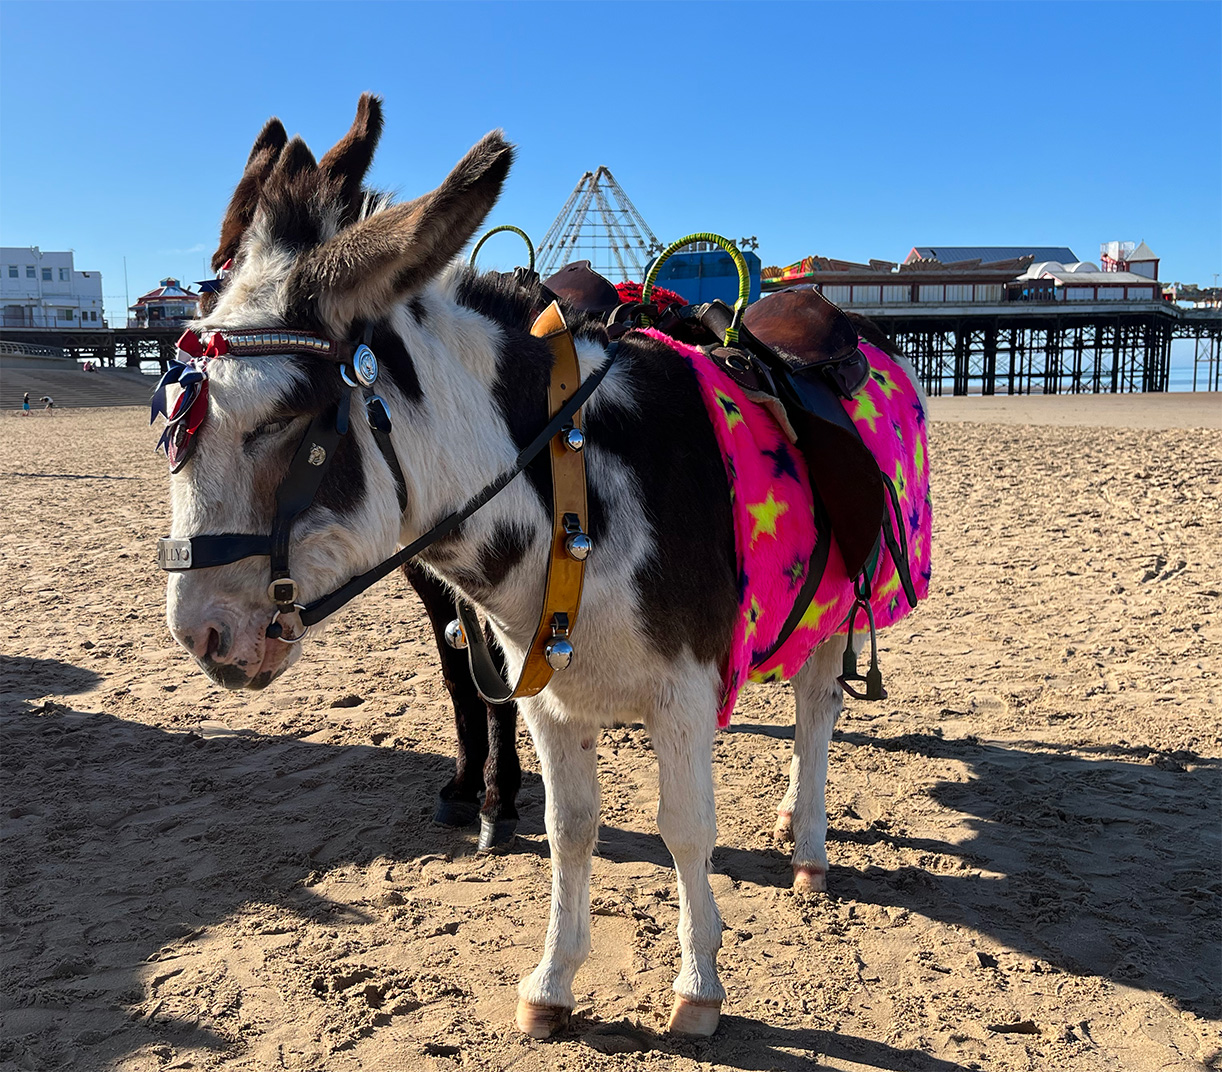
xmin=128 ymin=278 xmax=200 ymax=329
xmin=760 ymin=241 xmax=1215 ymax=395
xmin=0 ymin=247 xmax=105 ymax=329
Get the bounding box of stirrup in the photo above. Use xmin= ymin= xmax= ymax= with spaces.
xmin=836 ymin=574 xmax=888 ymax=701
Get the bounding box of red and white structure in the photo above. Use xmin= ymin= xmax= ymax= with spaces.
xmin=1100 ymin=240 xmax=1160 ymax=280
xmin=128 ymin=278 xmax=200 ymax=328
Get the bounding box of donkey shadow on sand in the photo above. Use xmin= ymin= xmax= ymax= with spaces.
xmin=715 ymin=722 xmax=1218 ymax=1018
xmin=4 ymin=681 xmax=964 ymax=1072
xmin=3 ymin=656 xmax=1216 ymax=1071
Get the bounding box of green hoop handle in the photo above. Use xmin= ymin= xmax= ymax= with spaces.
xmin=641 ymin=232 xmax=751 ymax=345
xmin=469 ymin=225 xmax=536 ymax=273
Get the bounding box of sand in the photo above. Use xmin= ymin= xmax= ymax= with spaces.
xmin=1 ymin=401 xmax=1219 ymax=1072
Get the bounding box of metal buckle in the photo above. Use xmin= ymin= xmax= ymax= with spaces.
xmin=268 ymin=578 xmax=298 ymax=606
xmin=268 ymin=605 xmax=311 ymax=644
xmin=157 ymin=537 xmax=193 ymax=571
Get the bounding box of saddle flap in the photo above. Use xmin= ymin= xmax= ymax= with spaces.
xmin=742 ymin=286 xmax=859 ymax=366
xmin=693 ymin=300 xmax=886 ymax=578
xmin=542 ymin=260 xmax=620 ymax=314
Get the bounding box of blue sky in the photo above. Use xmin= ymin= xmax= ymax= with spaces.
xmin=2 ymin=1 xmax=1218 ymax=321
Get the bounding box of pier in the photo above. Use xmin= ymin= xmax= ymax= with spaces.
xmin=850 ymin=300 xmax=1220 ymax=396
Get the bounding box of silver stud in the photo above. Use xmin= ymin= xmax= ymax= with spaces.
xmin=563 ymin=426 xmax=585 ymax=452
xmin=308 ymin=443 xmax=327 ymax=466
xmin=544 ymin=637 xmax=574 ymax=671
xmin=444 ymin=619 xmax=468 ymax=650
xmin=565 ymin=532 xmax=593 ymax=561
xmin=352 ymin=343 xmax=379 ymax=386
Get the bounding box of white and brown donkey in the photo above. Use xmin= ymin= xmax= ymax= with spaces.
xmin=161 ymin=95 xmax=927 ymax=1037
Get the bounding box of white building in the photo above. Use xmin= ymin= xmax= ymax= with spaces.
xmin=1017 ymin=259 xmax=1161 ymax=302
xmin=1 ymin=247 xmax=105 ymax=330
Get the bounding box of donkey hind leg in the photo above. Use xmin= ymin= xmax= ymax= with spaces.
xmin=516 ymin=710 xmax=599 ymax=1039
xmin=403 ymin=563 xmax=487 ymax=828
xmin=784 ymin=639 xmax=850 ymax=893
xmin=649 ymin=669 xmax=725 ymax=1037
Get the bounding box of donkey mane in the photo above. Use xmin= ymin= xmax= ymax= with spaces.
xmin=451 ymin=265 xmax=607 ymax=345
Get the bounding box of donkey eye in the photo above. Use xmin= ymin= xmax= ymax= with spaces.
xmin=244 ymin=416 xmax=297 ymax=447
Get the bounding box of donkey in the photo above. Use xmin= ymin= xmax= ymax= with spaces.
xmin=186 ymin=104 xmax=521 ymax=848
xmin=162 ymin=95 xmax=930 ymax=1038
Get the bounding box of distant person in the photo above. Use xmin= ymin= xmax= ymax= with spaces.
xmin=22 ymin=392 xmax=30 ymax=415
xmin=40 ymin=396 xmax=55 ymax=416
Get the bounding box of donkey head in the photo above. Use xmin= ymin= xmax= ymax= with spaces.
xmin=164 ymin=95 xmax=513 ymax=689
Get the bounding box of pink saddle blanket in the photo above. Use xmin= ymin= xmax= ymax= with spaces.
xmin=636 ymin=328 xmax=932 ymax=725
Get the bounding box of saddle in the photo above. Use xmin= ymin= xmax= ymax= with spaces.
xmin=543 ymin=265 xmax=886 ymax=583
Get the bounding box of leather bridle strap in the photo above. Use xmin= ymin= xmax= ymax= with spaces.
xmin=457 ymin=301 xmax=590 ymax=704
xmin=296 ymin=327 xmax=617 ymax=630
xmin=268 ymin=394 xmax=351 ymax=610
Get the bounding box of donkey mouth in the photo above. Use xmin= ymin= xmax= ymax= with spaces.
xmin=198 ymin=640 xmax=294 ymax=690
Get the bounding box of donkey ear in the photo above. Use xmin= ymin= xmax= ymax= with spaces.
xmin=289 ymin=131 xmax=514 ymax=331
xmin=319 ymin=93 xmax=383 ymax=221
xmin=266 ymin=135 xmax=318 ymax=185
xmin=212 ymin=117 xmax=287 ymax=272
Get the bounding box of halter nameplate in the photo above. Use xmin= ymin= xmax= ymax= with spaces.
xmin=158 ymin=538 xmax=193 ymax=570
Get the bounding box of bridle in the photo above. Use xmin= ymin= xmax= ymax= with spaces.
xmin=156 ymin=306 xmax=616 ymax=698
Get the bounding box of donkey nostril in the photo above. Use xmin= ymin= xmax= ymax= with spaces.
xmin=204 ymin=627 xmax=222 ymax=660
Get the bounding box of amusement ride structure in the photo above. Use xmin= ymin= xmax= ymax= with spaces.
xmin=535 ymin=167 xmax=664 ymax=282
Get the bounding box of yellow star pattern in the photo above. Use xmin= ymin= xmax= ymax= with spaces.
xmin=744 ymin=595 xmax=763 ymax=641
xmin=748 ymin=489 xmax=789 ymax=546
xmin=877 ymin=566 xmax=901 ymax=599
xmin=796 ymin=592 xmax=840 ymax=632
xmin=714 ymin=389 xmax=744 ymax=431
xmin=871 ymin=366 xmax=901 ymax=399
xmin=849 ymin=393 xmax=880 ymax=432
xmin=914 ymin=435 xmax=926 ymax=477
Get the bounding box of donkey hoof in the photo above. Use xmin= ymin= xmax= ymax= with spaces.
xmin=667 ymin=995 xmax=722 ymax=1037
xmin=478 ymin=815 xmax=518 ymax=851
xmin=434 ymin=797 xmax=480 ymax=828
xmin=773 ymin=810 xmax=794 ymax=842
xmin=515 ymin=999 xmax=570 ymax=1039
xmin=792 ymin=864 xmax=827 ymax=893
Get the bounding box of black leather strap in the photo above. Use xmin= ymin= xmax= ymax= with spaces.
xmin=157 ymin=532 xmax=272 ymax=570
xmin=365 ymin=394 xmax=408 ymax=514
xmin=455 ymin=598 xmax=518 ymax=704
xmin=756 ymin=494 xmax=833 ymax=664
xmin=269 ymin=394 xmax=351 ymax=597
xmin=298 ymin=343 xmax=620 ymax=628
xmin=879 ymin=472 xmax=918 ymax=610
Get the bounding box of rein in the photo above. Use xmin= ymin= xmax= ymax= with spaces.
xmin=157 ymin=304 xmax=615 ymax=699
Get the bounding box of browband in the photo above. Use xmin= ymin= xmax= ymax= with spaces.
xmin=176 ymin=327 xmax=358 ymax=365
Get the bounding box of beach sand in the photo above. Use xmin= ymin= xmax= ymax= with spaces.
xmin=1 ymin=401 xmax=1218 ymax=1072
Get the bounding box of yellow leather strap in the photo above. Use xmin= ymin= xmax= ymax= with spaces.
xmin=512 ymin=300 xmax=589 ymax=697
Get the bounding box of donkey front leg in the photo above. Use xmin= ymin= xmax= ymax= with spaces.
xmin=783 ymin=639 xmax=847 ymax=892
xmin=649 ymin=681 xmax=725 ymax=1036
xmin=516 ymin=710 xmax=600 ymax=1039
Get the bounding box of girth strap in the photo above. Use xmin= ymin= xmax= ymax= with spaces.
xmin=458 ymin=300 xmax=591 ymax=704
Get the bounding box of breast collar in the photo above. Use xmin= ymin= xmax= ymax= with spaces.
xmin=156 ymin=303 xmax=617 ymax=703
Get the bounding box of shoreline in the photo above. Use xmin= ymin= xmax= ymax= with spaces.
xmin=927 ymin=390 xmax=1221 ymax=429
